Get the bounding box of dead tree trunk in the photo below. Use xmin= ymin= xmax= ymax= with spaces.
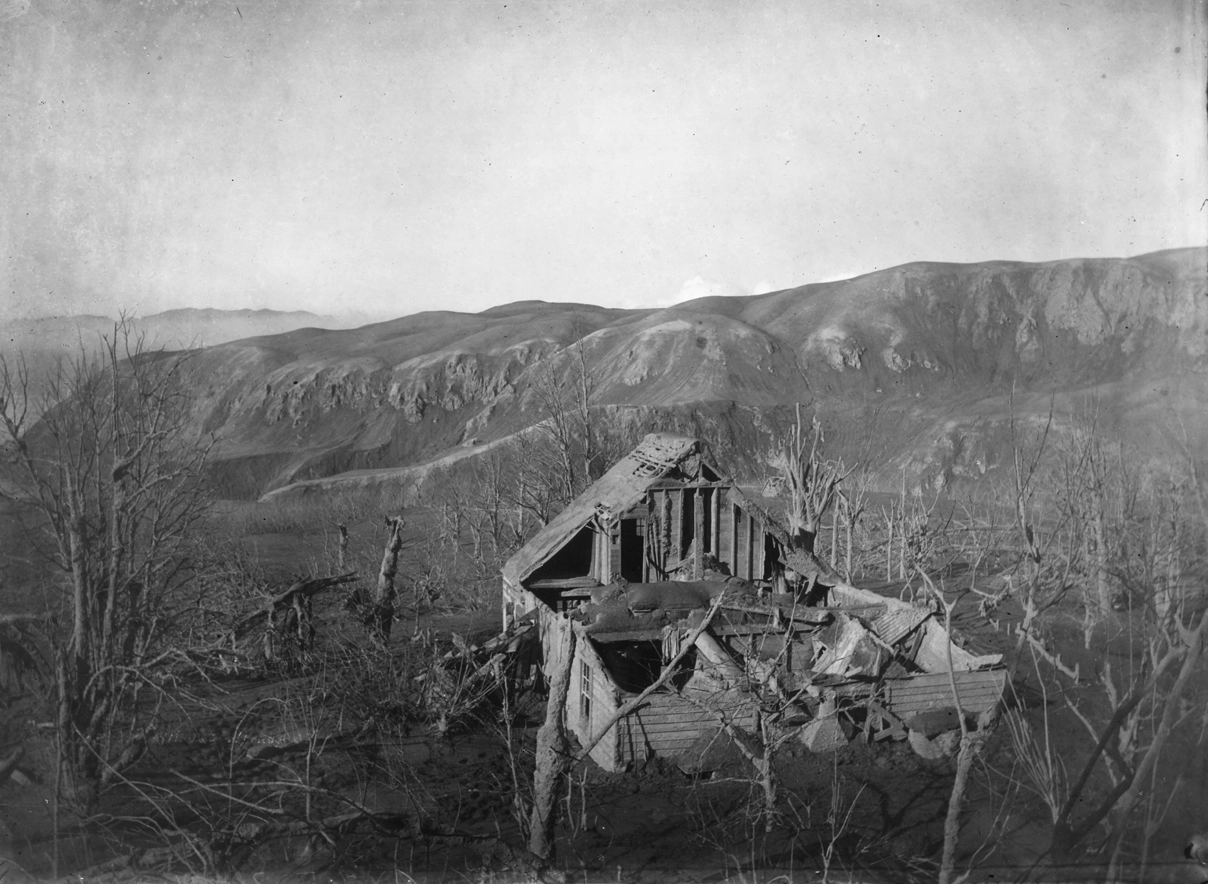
xmin=372 ymin=516 xmax=405 ymax=646
xmin=527 ymin=594 xmax=730 ymax=861
xmin=528 ymin=624 xmax=576 ymax=860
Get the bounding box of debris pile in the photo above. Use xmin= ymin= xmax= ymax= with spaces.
xmin=553 ymin=575 xmax=1005 ymax=760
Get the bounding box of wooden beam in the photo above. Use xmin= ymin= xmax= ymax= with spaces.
xmin=693 ymin=487 xmax=703 ymax=579
xmin=589 ymin=630 xmax=666 ymax=643
xmin=743 ymin=508 xmax=753 ymax=580
xmin=711 ymin=624 xmax=818 ymax=638
xmin=729 ymin=502 xmax=739 ymax=577
xmin=672 ymin=488 xmax=683 ymax=562
xmin=647 ymin=480 xmax=734 ymax=491
xmin=659 ymin=490 xmax=671 ymax=576
xmin=754 ymin=517 xmax=765 ymax=581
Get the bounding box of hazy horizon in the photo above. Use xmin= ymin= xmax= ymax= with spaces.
xmin=2 ymin=1 xmax=1205 ymax=323
xmin=5 ymin=243 xmax=1205 ymax=326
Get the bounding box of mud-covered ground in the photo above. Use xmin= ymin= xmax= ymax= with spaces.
xmin=2 ymin=507 xmax=1207 ymax=883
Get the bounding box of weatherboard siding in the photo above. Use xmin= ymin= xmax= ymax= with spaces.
xmin=615 ymin=691 xmax=757 ymax=769
xmin=571 ymin=634 xmax=625 ymax=770
xmin=718 ymin=498 xmax=732 ymax=571
xmin=884 ymin=670 xmax=1007 ymax=719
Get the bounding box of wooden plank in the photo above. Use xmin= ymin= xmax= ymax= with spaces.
xmin=636 ymin=724 xmax=756 ymax=743
xmin=719 ymin=497 xmax=732 ymax=571
xmin=712 ymin=624 xmax=817 ymax=638
xmin=630 ymin=706 xmax=758 ymax=722
xmin=693 ymin=487 xmax=703 ymax=578
xmin=710 ymin=488 xmax=721 ymax=558
xmin=647 ymin=480 xmax=732 ymax=491
xmin=573 ymin=638 xmax=623 ymax=771
xmin=866 ymin=700 xmax=907 ymax=742
xmin=754 ymin=517 xmax=765 ymax=581
xmin=628 ymin=710 xmax=748 ymax=724
xmin=630 ymin=713 xmax=748 ymax=727
xmin=591 ymin=630 xmax=666 ymax=643
xmin=609 ymin=522 xmax=622 ymax=582
xmin=632 ymin=706 xmax=753 ymax=721
xmin=742 ymin=509 xmax=752 ymax=580
xmin=659 ymin=491 xmax=671 ymax=576
xmin=732 ymin=507 xmax=742 ymax=579
xmin=672 ymin=488 xmax=683 ymax=562
xmin=639 ymin=693 xmax=717 ymax=710
xmin=635 ymin=723 xmax=755 ymax=738
xmin=630 ymin=728 xmax=713 ymax=740
xmin=590 ymin=529 xmax=600 ymax=582
xmin=528 ymin=576 xmax=602 ymax=590
xmin=884 ymin=670 xmax=1006 ymax=717
xmin=640 ymin=739 xmax=707 ymax=751
xmin=605 ymin=524 xmax=613 ymax=580
xmin=728 ymin=502 xmax=739 ymax=577
xmin=631 ymin=723 xmax=753 ymax=738
xmin=643 ymin=497 xmax=652 ymax=583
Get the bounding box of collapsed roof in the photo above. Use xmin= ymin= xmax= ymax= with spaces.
xmin=501 ymin=433 xmax=705 ymax=588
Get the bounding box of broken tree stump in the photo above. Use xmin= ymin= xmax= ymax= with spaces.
xmin=371 ymin=515 xmax=405 ymax=646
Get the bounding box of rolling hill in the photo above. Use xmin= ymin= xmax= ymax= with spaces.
xmin=155 ymin=247 xmax=1208 ymax=499
xmin=1 ymin=308 xmax=361 ymax=420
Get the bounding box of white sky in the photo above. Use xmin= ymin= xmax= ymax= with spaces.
xmin=1 ymin=0 xmax=1205 ymax=321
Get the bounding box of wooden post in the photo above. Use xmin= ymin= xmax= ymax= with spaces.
xmin=730 ymin=501 xmax=740 ymax=578
xmin=710 ymin=488 xmax=721 ymax=557
xmin=643 ymin=505 xmax=651 ymax=583
xmin=666 ymin=487 xmax=676 ymax=570
xmin=337 ymin=523 xmax=348 ymax=571
xmin=597 ymin=525 xmax=609 ymax=583
xmin=743 ymin=509 xmax=753 ymax=580
xmin=693 ymin=487 xmax=703 ymax=578
xmin=754 ymin=517 xmax=764 ymax=582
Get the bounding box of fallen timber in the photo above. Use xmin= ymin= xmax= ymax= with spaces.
xmin=226 ymin=571 xmax=359 ymax=663
xmin=231 ymin=571 xmax=359 ymax=638
xmin=496 ymin=572 xmax=1008 ymax=767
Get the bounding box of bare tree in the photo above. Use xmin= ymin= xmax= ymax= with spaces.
xmin=526 ymin=322 xmax=600 ymax=510
xmin=993 ymin=407 xmax=1208 ymax=877
xmin=0 ymin=319 xmax=211 ymax=810
xmin=771 ymin=404 xmax=854 ymax=558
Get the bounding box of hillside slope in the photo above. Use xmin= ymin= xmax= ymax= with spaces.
xmin=158 ymin=248 xmax=1208 ymax=495
xmin=2 ymin=309 xmax=358 ymax=420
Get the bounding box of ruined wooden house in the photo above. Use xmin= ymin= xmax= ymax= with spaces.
xmin=501 ymin=433 xmax=1005 ymax=772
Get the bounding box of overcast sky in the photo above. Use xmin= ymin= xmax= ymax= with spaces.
xmin=1 ymin=0 xmax=1204 ymax=321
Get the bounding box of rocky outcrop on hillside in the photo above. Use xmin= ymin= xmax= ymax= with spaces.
xmin=738 ymin=248 xmax=1206 ymax=398
xmin=171 ymin=248 xmax=1205 ymax=497
xmin=254 ymin=350 xmax=529 ymax=428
